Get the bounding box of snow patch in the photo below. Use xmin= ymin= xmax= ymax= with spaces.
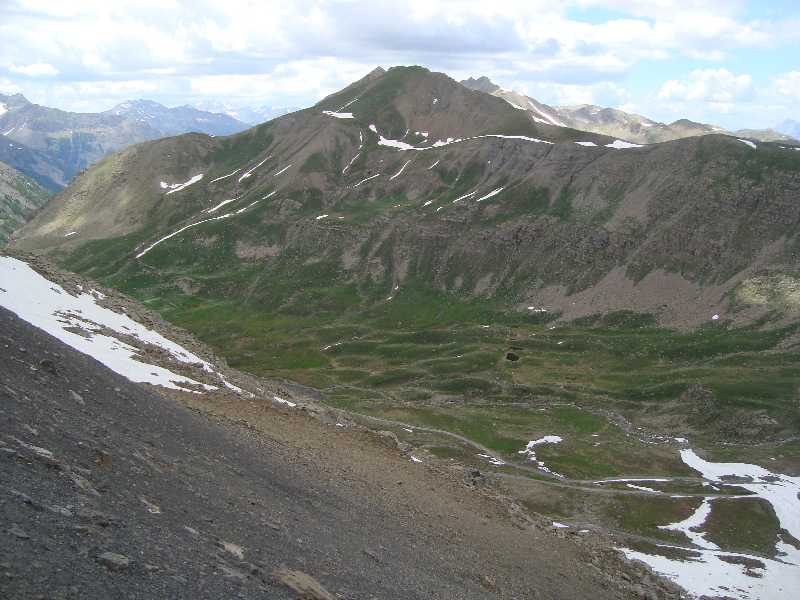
xmin=353 ymin=173 xmax=379 ymax=188
xmin=205 ymin=198 xmax=238 ymax=214
xmin=0 ymin=257 xmax=226 ymax=393
xmin=737 ymin=138 xmax=757 ymax=150
xmin=162 ymin=174 xmax=204 ymax=195
xmin=427 ymin=159 xmax=440 ymax=169
xmin=64 ymin=231 xmax=78 ymax=237
xmin=209 ymin=168 xmax=241 ymax=183
xmin=389 ymin=160 xmax=411 ymax=180
xmin=272 ymin=395 xmax=296 ymax=408
xmin=273 ymin=164 xmax=292 ymax=177
xmin=575 ymin=141 xmax=597 ymax=147
xmin=315 ymin=214 xmax=329 ymax=220
xmin=605 ymin=140 xmax=644 ymax=149
xmin=475 ymin=187 xmax=505 ymax=202
xmin=322 ymin=110 xmax=354 ymax=119
xmin=239 ymin=155 xmax=272 ymax=181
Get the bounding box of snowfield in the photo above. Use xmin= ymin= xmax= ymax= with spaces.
xmin=620 ymin=448 xmax=800 ymax=600
xmin=0 ymin=256 xmax=238 ymax=393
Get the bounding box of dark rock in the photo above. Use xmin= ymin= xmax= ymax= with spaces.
xmin=96 ymin=552 xmax=130 ymax=571
xmin=505 ymin=352 xmax=520 ymax=362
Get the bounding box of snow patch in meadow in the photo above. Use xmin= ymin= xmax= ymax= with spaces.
xmin=322 ymin=110 xmax=354 ymax=119
xmin=205 ymin=197 xmax=238 ymax=214
xmin=0 ymin=256 xmax=227 ymax=393
xmin=353 ymin=173 xmax=379 ymax=188
xmin=605 ymin=140 xmax=644 ymax=149
xmin=209 ymin=168 xmax=241 ymax=183
xmin=161 ymin=174 xmax=203 ymax=195
xmin=272 ymin=395 xmax=297 ymax=408
xmin=315 ymin=214 xmax=328 ymax=220
xmin=620 ymin=449 xmax=800 ymax=600
xmin=389 ymin=160 xmax=411 ymax=180
xmin=476 ymin=187 xmax=504 ymax=202
xmin=239 ymin=155 xmax=272 ymax=181
xmin=477 ymin=453 xmax=506 ymax=467
xmin=737 ymin=138 xmax=757 ymax=149
xmin=273 ymin=164 xmax=292 ymax=176
xmin=64 ymin=231 xmax=78 ymax=237
xmin=575 ymin=141 xmax=597 ymax=147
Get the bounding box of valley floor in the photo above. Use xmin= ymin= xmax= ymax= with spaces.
xmin=0 ymin=306 xmax=664 ymax=600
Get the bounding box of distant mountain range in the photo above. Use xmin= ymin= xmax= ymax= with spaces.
xmin=460 ymin=76 xmax=798 ymax=145
xmin=0 ymin=94 xmax=250 ymax=190
xmin=191 ymin=101 xmax=301 ymax=126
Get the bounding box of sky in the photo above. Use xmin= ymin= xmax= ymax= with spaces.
xmin=0 ymin=0 xmax=798 ymax=130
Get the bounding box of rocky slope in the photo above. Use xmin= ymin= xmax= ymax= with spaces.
xmin=0 ymin=161 xmax=51 ymax=244
xmin=0 ymin=93 xmax=248 ymax=189
xmin=11 ymin=66 xmax=800 ymax=329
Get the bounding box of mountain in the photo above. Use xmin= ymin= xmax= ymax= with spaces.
xmin=8 ymin=65 xmax=800 ymax=597
xmin=192 ymin=101 xmax=302 ymax=126
xmin=105 ymin=99 xmax=247 ymax=136
xmin=460 ymin=77 xmax=730 ymax=144
xmin=734 ymin=127 xmax=798 ymax=143
xmin=0 ymin=94 xmax=249 ymax=190
xmin=0 ymin=160 xmax=51 ymax=244
xmin=777 ymin=119 xmax=800 ymax=140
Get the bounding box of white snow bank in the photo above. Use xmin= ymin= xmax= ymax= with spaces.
xmin=605 ymin=140 xmax=644 ymax=149
xmin=658 ymin=498 xmax=718 ymax=549
xmin=273 ymin=164 xmax=292 ymax=176
xmin=205 ymin=197 xmax=238 ymax=214
xmin=315 ymin=214 xmax=328 ymax=220
xmin=0 ymin=256 xmax=224 ymax=393
xmin=209 ymin=168 xmax=241 ymax=183
xmin=322 ymin=110 xmax=354 ymax=119
xmin=353 ymin=173 xmax=379 ymax=188
xmin=427 ymin=159 xmax=440 ymax=169
xmin=239 ymin=155 xmax=272 ymax=181
xmin=389 ymin=160 xmax=411 ymax=180
xmin=681 ymin=449 xmax=800 ymax=541
xmin=64 ymin=231 xmax=78 ymax=237
xmin=575 ymin=141 xmax=597 ymax=147
xmin=475 ymin=187 xmax=505 ymax=202
xmin=161 ymin=174 xmax=204 ymax=195
xmin=737 ymin=138 xmax=757 ymax=149
xmin=272 ymin=395 xmax=297 ymax=408
xmin=477 ymin=453 xmax=506 ymax=466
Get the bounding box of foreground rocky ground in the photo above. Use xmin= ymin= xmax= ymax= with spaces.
xmin=0 ymin=306 xmax=680 ymax=599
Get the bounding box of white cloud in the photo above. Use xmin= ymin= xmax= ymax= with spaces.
xmin=658 ymin=69 xmax=753 ymax=103
xmin=9 ymin=62 xmax=59 ymax=77
xmin=775 ymin=71 xmax=800 ymax=100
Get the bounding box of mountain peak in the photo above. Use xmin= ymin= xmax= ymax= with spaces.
xmin=460 ymin=76 xmax=501 ymax=94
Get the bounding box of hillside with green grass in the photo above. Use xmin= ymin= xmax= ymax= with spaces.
xmin=0 ymin=160 xmax=51 ymax=244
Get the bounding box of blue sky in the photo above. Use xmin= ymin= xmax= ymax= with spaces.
xmin=0 ymin=0 xmax=798 ymax=129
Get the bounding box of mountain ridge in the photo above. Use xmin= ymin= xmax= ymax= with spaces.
xmin=0 ymin=93 xmax=249 ymax=189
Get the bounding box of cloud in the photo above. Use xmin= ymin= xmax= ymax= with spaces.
xmin=658 ymin=69 xmax=753 ymax=103
xmin=775 ymin=71 xmax=800 ymax=100
xmin=9 ymin=62 xmax=59 ymax=77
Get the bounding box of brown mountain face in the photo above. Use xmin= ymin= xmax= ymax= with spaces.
xmin=10 ymin=65 xmax=800 ymax=329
